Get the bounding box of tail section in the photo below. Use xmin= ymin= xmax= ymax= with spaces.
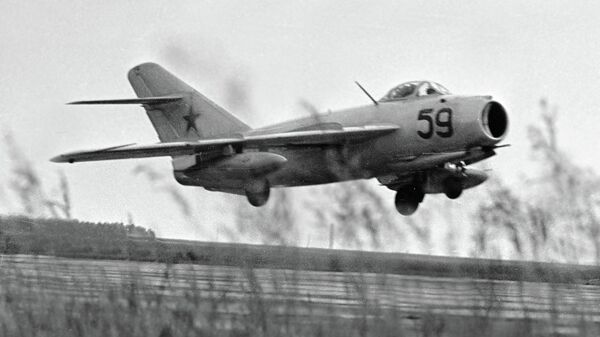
xmin=127 ymin=63 xmax=250 ymax=142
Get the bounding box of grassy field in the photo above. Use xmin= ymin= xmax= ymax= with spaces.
xmin=1 ymin=254 xmax=599 ymax=337
xmin=1 ymin=216 xmax=600 ymax=336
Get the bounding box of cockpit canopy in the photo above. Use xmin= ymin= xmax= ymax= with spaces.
xmin=379 ymin=81 xmax=451 ymax=102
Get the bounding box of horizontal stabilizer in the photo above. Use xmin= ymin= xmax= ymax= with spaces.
xmin=68 ymin=95 xmax=184 ymax=105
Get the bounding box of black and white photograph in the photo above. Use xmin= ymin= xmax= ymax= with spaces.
xmin=1 ymin=1 xmax=599 ymax=336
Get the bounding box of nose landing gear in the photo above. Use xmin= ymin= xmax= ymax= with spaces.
xmin=442 ymin=176 xmax=463 ymax=199
xmin=442 ymin=161 xmax=465 ymax=199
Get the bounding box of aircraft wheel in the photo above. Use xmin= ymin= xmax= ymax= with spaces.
xmin=394 ymin=185 xmax=423 ymax=216
xmin=443 ymin=177 xmax=463 ymax=199
xmin=245 ymin=179 xmax=270 ymax=207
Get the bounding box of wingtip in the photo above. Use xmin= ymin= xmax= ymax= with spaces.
xmin=50 ymin=155 xmax=73 ymax=163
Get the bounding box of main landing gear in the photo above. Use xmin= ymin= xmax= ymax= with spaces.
xmin=394 ymin=184 xmax=424 ymax=216
xmin=245 ymin=179 xmax=270 ymax=207
xmin=394 ymin=177 xmax=465 ymax=216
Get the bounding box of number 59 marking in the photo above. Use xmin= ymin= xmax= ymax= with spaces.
xmin=417 ymin=108 xmax=453 ymax=139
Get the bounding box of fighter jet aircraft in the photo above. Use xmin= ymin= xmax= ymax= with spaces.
xmin=52 ymin=63 xmax=508 ymax=215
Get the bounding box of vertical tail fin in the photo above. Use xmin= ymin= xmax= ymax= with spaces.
xmin=127 ymin=63 xmax=250 ymax=142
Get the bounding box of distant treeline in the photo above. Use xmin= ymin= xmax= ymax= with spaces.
xmin=0 ymin=216 xmax=155 ymax=259
xmin=1 ymin=216 xmax=600 ymax=284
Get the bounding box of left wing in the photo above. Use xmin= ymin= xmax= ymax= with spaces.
xmin=51 ymin=124 xmax=398 ymax=163
xmin=385 ymin=146 xmax=500 ymax=172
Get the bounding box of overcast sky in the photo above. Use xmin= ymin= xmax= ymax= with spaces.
xmin=1 ymin=1 xmax=599 ymax=245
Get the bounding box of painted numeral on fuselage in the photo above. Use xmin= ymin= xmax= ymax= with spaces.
xmin=417 ymin=108 xmax=453 ymax=139
xmin=417 ymin=109 xmax=434 ymax=138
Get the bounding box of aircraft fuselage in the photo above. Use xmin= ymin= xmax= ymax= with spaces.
xmin=55 ymin=63 xmax=508 ymax=215
xmin=175 ymin=94 xmax=507 ymax=192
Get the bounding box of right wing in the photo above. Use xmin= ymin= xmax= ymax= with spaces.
xmin=244 ymin=124 xmax=398 ymax=146
xmin=51 ymin=124 xmax=398 ymax=163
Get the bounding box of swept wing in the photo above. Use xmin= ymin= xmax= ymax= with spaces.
xmin=51 ymin=124 xmax=398 ymax=163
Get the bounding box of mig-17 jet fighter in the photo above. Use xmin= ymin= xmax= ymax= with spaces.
xmin=52 ymin=63 xmax=508 ymax=215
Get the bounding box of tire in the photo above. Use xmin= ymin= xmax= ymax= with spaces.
xmin=394 ymin=185 xmax=423 ymax=216
xmin=443 ymin=177 xmax=463 ymax=199
xmin=245 ymin=179 xmax=270 ymax=207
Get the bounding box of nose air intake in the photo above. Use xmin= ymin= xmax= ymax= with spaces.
xmin=481 ymin=101 xmax=508 ymax=139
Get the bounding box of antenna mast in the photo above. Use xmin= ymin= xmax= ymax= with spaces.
xmin=354 ymin=81 xmax=378 ymax=106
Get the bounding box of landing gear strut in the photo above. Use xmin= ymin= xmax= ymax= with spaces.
xmin=394 ymin=184 xmax=424 ymax=216
xmin=245 ymin=179 xmax=270 ymax=207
